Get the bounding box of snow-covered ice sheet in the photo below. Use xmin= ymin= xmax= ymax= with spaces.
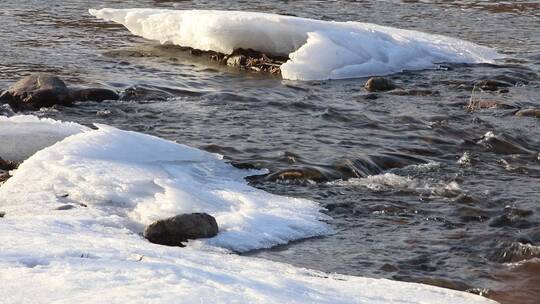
xmin=0 ymin=216 xmax=497 ymax=304
xmin=0 ymin=120 xmax=329 ymax=252
xmin=89 ymin=8 xmax=501 ymax=81
xmin=0 ymin=115 xmax=88 ymax=161
xmin=0 ymin=116 xmax=498 ymax=303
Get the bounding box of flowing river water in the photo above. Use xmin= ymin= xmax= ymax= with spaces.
xmin=1 ymin=1 xmax=539 ymax=303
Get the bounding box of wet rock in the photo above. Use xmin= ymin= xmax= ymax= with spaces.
xmin=0 ymin=211 xmax=4 ymax=218
xmin=0 ymin=157 xmax=18 ymax=171
xmin=453 ymin=194 xmax=478 ymax=205
xmin=0 ymin=157 xmax=17 ymax=185
xmin=0 ymin=74 xmax=118 ymax=111
xmin=515 ymin=108 xmax=540 ymax=118
xmin=0 ymin=172 xmax=10 ymax=184
xmin=516 ymin=228 xmax=540 ymax=245
xmin=364 ymin=77 xmax=397 ymax=92
xmin=476 ymin=79 xmax=512 ymax=91
xmin=0 ymin=74 xmax=71 ymax=110
xmin=455 ymin=206 xmax=491 ymax=223
xmin=477 ymin=132 xmax=535 ymax=155
xmin=361 ymin=93 xmax=379 ymax=100
xmin=489 ymin=242 xmax=540 ymax=263
xmin=120 ymin=86 xmax=174 ymax=101
xmin=379 ymin=263 xmax=398 ymax=272
xmin=489 ymin=207 xmax=534 ymax=228
xmin=265 ymin=167 xmax=329 ymax=183
xmin=69 ymin=88 xmax=119 ymax=102
xmin=190 ymin=49 xmax=203 ymax=56
xmin=467 ymin=99 xmax=515 ymax=110
xmin=144 ymin=213 xmax=218 ymax=247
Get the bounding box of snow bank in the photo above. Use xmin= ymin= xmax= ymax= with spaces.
xmin=0 ymin=216 xmax=497 ymax=304
xmin=0 ymin=115 xmax=88 ymax=161
xmin=0 ymin=120 xmax=329 ymax=252
xmin=89 ymin=8 xmax=500 ymax=80
xmin=0 ymin=116 xmax=497 ymax=303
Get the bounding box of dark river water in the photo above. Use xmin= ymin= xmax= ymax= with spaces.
xmin=1 ymin=1 xmax=539 ymax=303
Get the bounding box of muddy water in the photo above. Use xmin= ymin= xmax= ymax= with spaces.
xmin=1 ymin=1 xmax=539 ymax=303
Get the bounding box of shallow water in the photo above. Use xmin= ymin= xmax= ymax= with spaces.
xmin=1 ymin=1 xmax=539 ymax=303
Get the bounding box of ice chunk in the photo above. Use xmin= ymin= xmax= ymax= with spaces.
xmin=0 ymin=115 xmax=88 ymax=161
xmin=0 ymin=120 xmax=329 ymax=252
xmin=90 ymin=8 xmax=501 ymax=80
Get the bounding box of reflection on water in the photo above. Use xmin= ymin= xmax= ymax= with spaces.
xmin=0 ymin=1 xmax=539 ymax=303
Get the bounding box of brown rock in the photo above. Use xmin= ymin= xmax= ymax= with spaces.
xmin=515 ymin=108 xmax=540 ymax=118
xmin=364 ymin=77 xmax=397 ymax=92
xmin=0 ymin=74 xmax=71 ymax=110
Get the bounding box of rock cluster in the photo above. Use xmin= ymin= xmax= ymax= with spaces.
xmin=209 ymin=48 xmax=287 ymax=75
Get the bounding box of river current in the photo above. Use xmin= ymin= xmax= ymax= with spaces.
xmin=1 ymin=1 xmax=539 ymax=303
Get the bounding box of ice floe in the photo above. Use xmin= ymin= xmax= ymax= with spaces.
xmin=0 ymin=120 xmax=329 ymax=252
xmin=90 ymin=8 xmax=500 ymax=80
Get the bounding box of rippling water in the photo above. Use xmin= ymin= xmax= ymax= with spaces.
xmin=1 ymin=1 xmax=539 ymax=303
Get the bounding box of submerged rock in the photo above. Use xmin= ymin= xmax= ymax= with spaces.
xmin=515 ymin=108 xmax=540 ymax=118
xmin=266 ymin=167 xmax=329 ymax=183
xmin=0 ymin=157 xmax=18 ymax=171
xmin=120 ymin=86 xmax=174 ymax=101
xmin=390 ymin=89 xmax=439 ymax=96
xmin=489 ymin=242 xmax=540 ymax=263
xmin=144 ymin=213 xmax=218 ymax=247
xmin=0 ymin=74 xmax=118 ymax=111
xmin=364 ymin=77 xmax=397 ymax=92
xmin=69 ymin=87 xmax=119 ymax=102
xmin=476 ymin=79 xmax=512 ymax=91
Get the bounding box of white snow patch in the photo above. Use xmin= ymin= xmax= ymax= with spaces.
xmin=0 ymin=216 xmax=497 ymax=304
xmin=0 ymin=119 xmax=329 ymax=252
xmin=89 ymin=8 xmax=501 ymax=81
xmin=0 ymin=115 xmax=88 ymax=161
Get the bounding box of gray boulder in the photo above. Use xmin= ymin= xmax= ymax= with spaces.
xmin=0 ymin=74 xmax=118 ymax=111
xmin=144 ymin=213 xmax=218 ymax=247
